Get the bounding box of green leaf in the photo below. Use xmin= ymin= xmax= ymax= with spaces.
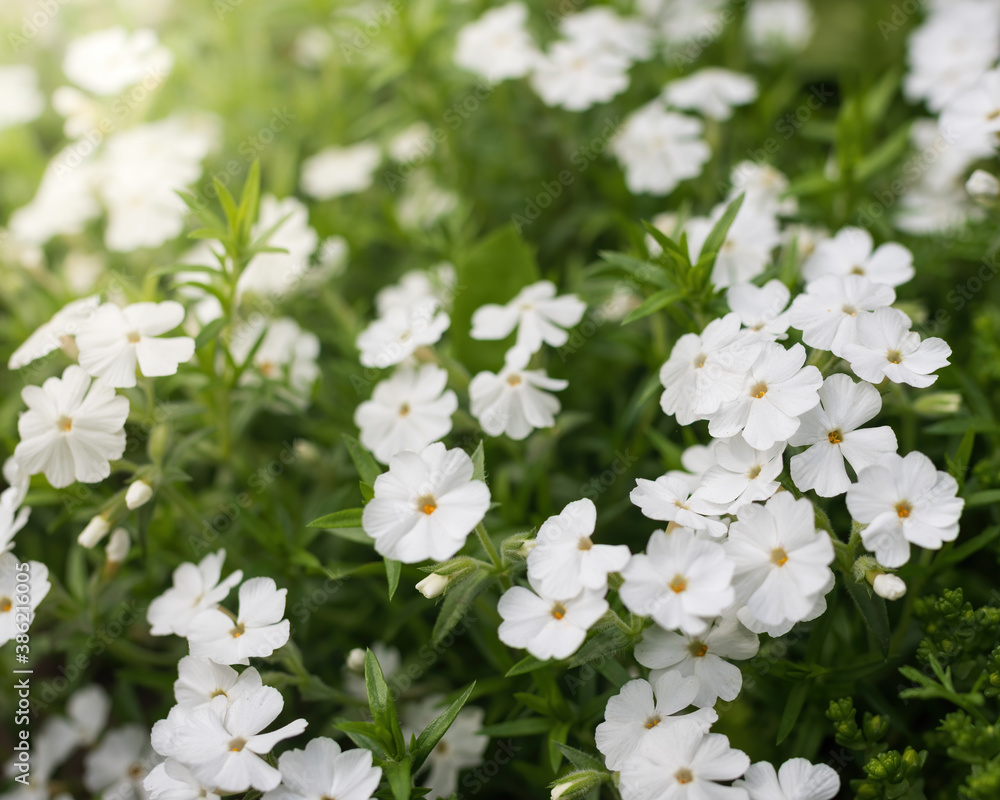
xmin=382 ymin=758 xmax=411 ymax=800
xmin=325 ymin=527 xmax=375 ymax=545
xmin=843 ymin=577 xmax=891 ymax=656
xmin=308 ymin=508 xmax=365 ymax=528
xmin=365 ymin=649 xmax=406 ymax=759
xmin=411 ymin=682 xmax=476 ymax=773
xmin=777 ymin=682 xmax=808 ymax=744
xmin=855 ymin=122 xmax=912 ymax=182
xmin=478 ymin=717 xmax=551 ymax=737
xmin=641 ymin=221 xmax=690 ymax=267
xmin=344 ymin=434 xmax=382 ymax=488
xmin=236 ymin=159 xmax=262 ymax=243
xmin=621 ymin=290 xmax=685 ymax=326
xmin=335 ymin=721 xmax=391 ymax=760
xmin=432 ymin=569 xmax=494 ymax=645
xmin=568 ymin=626 xmax=633 ymax=668
xmin=213 ymin=178 xmax=238 ymax=225
xmin=195 ymin=317 xmax=227 ymax=350
xmin=471 ymin=440 xmax=486 ymax=483
xmin=696 ymin=194 xmax=744 ymax=277
xmin=386 ymin=559 xmax=401 ymax=601
xmin=451 ymin=225 xmax=540 ymax=371
xmin=506 ymin=655 xmax=551 ymax=677
xmin=946 ymin=427 xmax=975 ymax=492
xmin=964 ymin=490 xmax=1000 ymax=508
xmin=548 ymin=722 xmax=570 ymax=771
xmin=555 ymin=743 xmax=606 ymax=772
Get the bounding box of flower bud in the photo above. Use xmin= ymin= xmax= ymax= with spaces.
xmin=873 ymin=573 xmax=906 ymax=601
xmin=346 ymin=648 xmax=366 ymax=672
xmin=78 ymin=514 xmax=111 ymax=548
xmin=106 ymin=528 xmax=130 ymax=563
xmin=416 ymin=573 xmax=449 ymax=599
xmin=966 ymin=169 xmax=999 ymax=200
xmin=549 ymin=771 xmax=604 ymax=800
xmin=125 ymin=480 xmax=153 ymax=510
xmin=518 ymin=539 xmax=538 ymax=558
xmin=913 ymin=392 xmax=962 ymax=417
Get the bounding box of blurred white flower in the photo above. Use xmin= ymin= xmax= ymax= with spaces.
xmin=0 ymin=552 xmax=51 ymax=647
xmin=454 ymin=2 xmax=539 ymax=81
xmin=685 ymin=201 xmax=781 ymax=289
xmin=471 ymin=280 xmax=586 ymax=358
xmin=737 ymin=758 xmax=839 ymax=800
xmin=355 ymin=364 xmax=458 ymax=464
xmin=469 ymin=348 xmax=568 ymax=440
xmin=726 ymin=279 xmax=791 ymax=341
xmin=8 ymin=295 xmax=100 ymax=370
xmin=76 ymin=301 xmax=194 ymax=388
xmin=404 ymin=697 xmax=487 ymax=800
xmin=788 ymin=274 xmax=896 ymax=356
xmin=231 ymin=317 xmax=320 ymax=408
xmin=0 ymin=65 xmax=44 ymax=130
xmin=84 ymin=725 xmax=159 ymax=800
xmin=803 ymin=227 xmax=914 ymax=287
xmin=262 ymin=737 xmax=381 ymax=800
xmin=63 ymin=27 xmax=173 ymax=95
xmin=744 ymin=0 xmax=815 ymax=62
xmin=301 ymin=142 xmax=381 ymax=200
xmin=239 ymin=195 xmax=319 ymax=297
xmin=664 ymin=68 xmax=758 ymax=120
xmin=560 ymin=7 xmax=654 ymax=63
xmin=356 ymin=301 xmax=450 ymax=369
xmin=612 ymin=102 xmax=710 ymax=195
xmin=531 ymin=41 xmax=631 ymax=111
xmin=966 ymin=168 xmax=1000 ymax=199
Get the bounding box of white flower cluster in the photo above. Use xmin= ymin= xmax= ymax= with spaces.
xmin=897 ymin=0 xmax=1000 ymax=232
xmin=452 ymin=2 xmax=811 ymax=197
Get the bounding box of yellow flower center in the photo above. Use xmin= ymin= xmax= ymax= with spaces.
xmin=57 ymin=415 xmax=73 ymax=432
xmin=506 ymin=374 xmax=523 ymax=387
xmin=398 ymin=403 xmax=411 ymax=417
xmin=850 ymin=265 xmax=865 ymax=275
xmin=577 ymin=537 xmax=593 ymax=551
xmin=230 ymin=622 xmax=245 ymax=638
xmin=668 ymin=574 xmax=688 ymax=593
xmin=644 ymin=715 xmax=661 ymax=729
xmin=751 ymin=382 xmax=768 ymax=399
xmin=771 ymin=547 xmax=789 ymax=566
xmin=842 ymin=305 xmax=858 ymax=317
xmin=675 ymin=768 xmax=694 ymax=784
xmin=692 ymin=353 xmax=707 ymax=369
xmin=417 ymin=495 xmax=437 ymax=515
xmin=229 ymin=738 xmax=247 ymax=752
xmin=828 ymin=429 xmax=843 ymax=444
xmin=896 ymin=501 xmax=913 ymax=518
xmin=747 ymin=464 xmax=762 ymax=480
xmin=886 ymin=349 xmax=903 ymax=364
xmin=551 ymin=602 xmax=567 ymax=620
xmin=127 ymin=331 xmax=141 ymax=343
xmin=688 ymin=640 xmax=708 ymax=658
xmin=0 ymin=597 xmax=11 ymax=613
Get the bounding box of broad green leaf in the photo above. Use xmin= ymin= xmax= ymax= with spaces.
xmin=325 ymin=527 xmax=375 ymax=545
xmin=451 ymin=225 xmax=540 ymax=371
xmin=308 ymin=508 xmax=364 ymax=528
xmin=411 ymin=682 xmax=476 ymax=773
xmin=548 ymin=722 xmax=570 ymax=771
xmin=568 ymin=627 xmax=632 ymax=668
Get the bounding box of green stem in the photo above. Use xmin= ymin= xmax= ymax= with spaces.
xmin=476 ymin=522 xmax=510 ymax=589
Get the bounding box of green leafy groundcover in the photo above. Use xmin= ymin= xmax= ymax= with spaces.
xmin=1 ymin=1 xmax=1000 ymax=800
